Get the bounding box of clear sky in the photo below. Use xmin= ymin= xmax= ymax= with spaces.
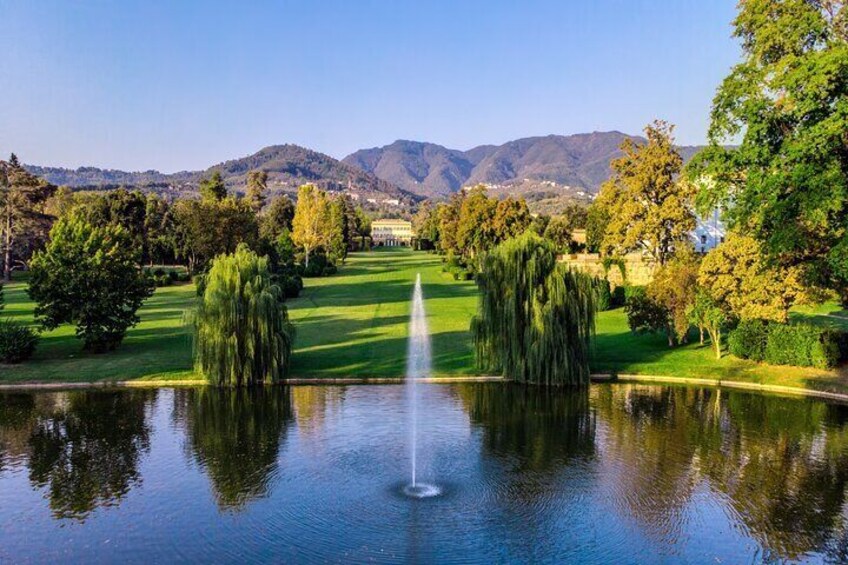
xmin=0 ymin=0 xmax=740 ymax=172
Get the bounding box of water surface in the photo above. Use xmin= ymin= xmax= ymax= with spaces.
xmin=2 ymin=383 xmax=848 ymax=563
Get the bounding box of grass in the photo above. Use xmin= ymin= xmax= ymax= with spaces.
xmin=2 ymin=247 xmax=848 ymax=395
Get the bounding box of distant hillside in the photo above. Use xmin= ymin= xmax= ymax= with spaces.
xmin=343 ymin=132 xmax=706 ymax=199
xmin=26 ymin=144 xmax=418 ymax=206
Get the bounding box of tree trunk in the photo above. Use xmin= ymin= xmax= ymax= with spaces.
xmin=304 ymin=246 xmax=310 ymax=268
xmin=3 ymin=204 xmax=12 ymax=282
xmin=699 ymin=326 xmax=704 ymax=345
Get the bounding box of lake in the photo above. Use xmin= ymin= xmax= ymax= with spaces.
xmin=2 ymin=383 xmax=848 ymax=563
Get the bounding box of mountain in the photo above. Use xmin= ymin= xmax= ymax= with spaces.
xmin=26 ymin=144 xmax=418 ymax=206
xmin=343 ymin=132 xmax=706 ymax=199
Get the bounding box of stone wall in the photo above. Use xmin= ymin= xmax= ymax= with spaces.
xmin=558 ymin=252 xmax=656 ymax=287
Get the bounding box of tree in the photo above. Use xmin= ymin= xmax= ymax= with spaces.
xmin=585 ymin=203 xmax=609 ymax=253
xmin=412 ymin=200 xmax=440 ymax=248
xmin=596 ymin=121 xmax=696 ymax=265
xmin=174 ymin=197 xmax=258 ymax=273
xmin=245 ymin=170 xmax=268 ymax=212
xmin=490 ymin=197 xmax=531 ymax=241
xmin=436 ymin=194 xmax=463 ymax=256
xmin=559 ymin=202 xmax=589 ymax=230
xmin=698 ymin=233 xmax=806 ymax=323
xmin=144 ymin=193 xmax=177 ymax=265
xmin=543 ymin=216 xmax=573 ymax=253
xmin=259 ymin=194 xmax=296 ymax=242
xmin=28 ymin=213 xmax=154 ymax=352
xmin=291 ymin=184 xmax=330 ymax=268
xmin=199 ymin=171 xmax=227 ymax=202
xmin=456 ymin=185 xmax=497 ymax=261
xmin=472 ymin=233 xmax=596 ymax=386
xmin=689 ymin=290 xmax=732 ymax=359
xmin=327 ymin=196 xmax=348 ymax=264
xmin=0 ymin=155 xmax=55 ymax=281
xmin=193 ymin=245 xmax=294 ymax=386
xmin=691 ymin=0 xmax=848 ymax=301
xmin=647 ymin=247 xmax=700 ymax=345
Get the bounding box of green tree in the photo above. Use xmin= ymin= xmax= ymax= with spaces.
xmin=199 ymin=171 xmax=227 ymax=202
xmin=647 ymin=247 xmax=700 ymax=345
xmin=490 ymin=197 xmax=531 ymax=242
xmin=596 ymin=121 xmax=696 ymax=265
xmin=689 ymin=290 xmax=732 ymax=359
xmin=194 ymin=245 xmax=294 ymax=386
xmin=472 ymin=233 xmax=596 ymax=386
xmin=436 ymin=194 xmax=463 ymax=256
xmin=174 ymin=197 xmax=258 ymax=273
xmin=28 ymin=213 xmax=154 ymax=352
xmin=691 ymin=0 xmax=848 ymax=301
xmin=543 ymin=216 xmax=573 ymax=253
xmin=245 ymin=170 xmax=268 ymax=212
xmin=585 ymin=203 xmax=609 ymax=253
xmin=412 ymin=200 xmax=440 ymax=248
xmin=291 ymin=184 xmax=330 ymax=268
xmin=1 ymin=154 xmax=56 ymax=281
xmin=456 ymin=185 xmax=496 ymax=261
xmin=144 ymin=193 xmax=177 ymax=265
xmin=327 ymin=196 xmax=348 ymax=264
xmin=698 ymin=233 xmax=806 ymax=323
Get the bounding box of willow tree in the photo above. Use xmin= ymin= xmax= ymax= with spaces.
xmin=194 ymin=245 xmax=294 ymax=386
xmin=472 ymin=233 xmax=596 ymax=386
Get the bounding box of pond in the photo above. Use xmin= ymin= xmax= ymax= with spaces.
xmin=2 ymin=383 xmax=848 ymax=563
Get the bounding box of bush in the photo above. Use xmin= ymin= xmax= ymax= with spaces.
xmin=624 ymin=291 xmax=668 ymax=334
xmin=624 ymin=285 xmax=647 ymax=302
xmin=594 ymin=278 xmax=612 ymax=311
xmin=611 ymin=285 xmax=626 ymax=308
xmin=728 ymin=319 xmax=769 ymax=362
xmin=0 ymin=322 xmax=39 ymax=364
xmin=729 ymin=321 xmax=845 ymax=369
xmin=271 ymin=274 xmax=303 ymax=299
xmin=152 ymin=274 xmax=172 ymax=287
xmin=303 ymin=254 xmax=336 ymax=277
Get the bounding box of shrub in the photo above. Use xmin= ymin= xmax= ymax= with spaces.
xmin=302 ymin=254 xmax=336 ymax=277
xmin=728 ymin=319 xmax=769 ymax=362
xmin=0 ymin=322 xmax=39 ymax=363
xmin=194 ymin=274 xmax=207 ymax=296
xmin=624 ymin=285 xmax=647 ymax=302
xmin=594 ymin=278 xmax=612 ymax=311
xmin=729 ymin=321 xmax=845 ymax=369
xmin=176 ymin=272 xmax=191 ymax=283
xmin=611 ymin=285 xmax=626 ymax=308
xmin=625 ymin=291 xmax=669 ymax=336
xmin=152 ymin=274 xmax=172 ymax=287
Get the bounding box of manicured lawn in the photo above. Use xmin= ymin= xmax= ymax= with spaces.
xmin=2 ymin=248 xmax=848 ymax=395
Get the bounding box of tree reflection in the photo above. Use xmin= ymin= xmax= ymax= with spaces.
xmin=175 ymin=387 xmax=293 ymax=511
xmin=593 ymin=385 xmax=848 ymax=561
xmin=458 ymin=383 xmax=596 ymax=470
xmin=26 ymin=390 xmax=156 ymax=520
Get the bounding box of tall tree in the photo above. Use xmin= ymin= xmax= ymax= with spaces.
xmin=291 ymin=184 xmax=330 ymax=268
xmin=174 ymin=198 xmax=258 ymax=273
xmin=245 ymin=170 xmax=268 ymax=212
xmin=194 ymin=245 xmax=294 ymax=386
xmin=28 ymin=212 xmax=154 ymax=352
xmin=456 ymin=185 xmax=496 ymax=261
xmin=543 ymin=216 xmax=574 ymax=253
xmin=259 ymin=194 xmax=296 ymax=242
xmin=472 ymin=233 xmax=596 ymax=386
xmin=0 ymin=155 xmax=55 ymax=281
xmin=596 ymin=121 xmax=696 ymax=265
xmin=647 ymin=247 xmax=700 ymax=346
xmin=491 ymin=197 xmax=531 ymax=241
xmin=199 ymin=171 xmax=227 ymax=202
xmin=691 ymin=0 xmax=848 ymax=300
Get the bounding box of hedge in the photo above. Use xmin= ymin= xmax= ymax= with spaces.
xmin=728 ymin=320 xmax=845 ymax=369
xmin=0 ymin=321 xmax=39 ymax=364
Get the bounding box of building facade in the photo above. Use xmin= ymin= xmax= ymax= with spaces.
xmin=371 ymin=219 xmax=413 ymax=247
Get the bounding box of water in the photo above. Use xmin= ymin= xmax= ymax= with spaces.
xmin=3 ymin=384 xmax=848 ymax=562
xmin=404 ymin=274 xmax=440 ymax=498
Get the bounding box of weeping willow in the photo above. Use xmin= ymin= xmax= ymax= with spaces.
xmin=194 ymin=244 xmax=295 ymax=386
xmin=471 ymin=233 xmax=596 ymax=386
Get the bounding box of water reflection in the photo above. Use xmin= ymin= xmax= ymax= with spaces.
xmin=593 ymin=385 xmax=848 ymax=561
xmin=0 ymin=390 xmax=156 ymax=520
xmin=173 ymin=387 xmax=293 ymax=511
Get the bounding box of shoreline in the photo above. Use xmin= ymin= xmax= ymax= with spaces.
xmin=1 ymin=373 xmax=848 ymax=404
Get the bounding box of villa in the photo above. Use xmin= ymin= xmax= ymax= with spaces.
xmin=371 ymin=218 xmax=414 ymax=247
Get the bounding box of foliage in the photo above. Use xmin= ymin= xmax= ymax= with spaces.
xmin=729 ymin=320 xmax=845 ymax=370
xmin=301 ymin=253 xmax=337 ymax=278
xmin=595 ymin=121 xmax=696 ymax=265
xmin=647 ymin=247 xmax=699 ymax=344
xmin=245 ymin=170 xmax=268 ymax=212
xmin=174 ymin=197 xmax=258 ymax=273
xmin=698 ymin=233 xmax=805 ymax=322
xmin=0 ymin=320 xmax=39 ymax=363
xmin=194 ymin=245 xmax=294 ymax=386
xmin=690 ymin=0 xmax=848 ymax=298
xmin=199 ymin=171 xmax=227 ymax=202
xmin=689 ymin=290 xmax=733 ymax=359
xmin=728 ymin=319 xmax=770 ymax=362
xmin=260 ymin=195 xmax=295 ymax=241
xmin=1 ymin=154 xmax=56 ymax=281
xmin=543 ymin=216 xmax=573 ymax=253
xmin=624 ymin=287 xmax=671 ymax=342
xmin=594 ymin=278 xmax=612 ymax=311
xmin=291 ymin=184 xmax=331 ymax=268
xmin=472 ymin=233 xmax=596 ymax=386
xmin=28 ymin=213 xmax=154 ymax=352
xmin=412 ymin=201 xmax=440 ymax=247
xmin=585 ymin=203 xmax=609 ymax=253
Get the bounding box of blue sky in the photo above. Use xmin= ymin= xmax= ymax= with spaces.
xmin=0 ymin=0 xmax=740 ymax=172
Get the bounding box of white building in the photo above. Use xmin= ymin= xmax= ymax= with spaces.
xmin=691 ymin=209 xmax=726 ymax=253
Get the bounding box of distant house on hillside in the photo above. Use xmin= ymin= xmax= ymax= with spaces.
xmin=372 ymin=219 xmax=413 ymax=247
xmin=691 ymin=209 xmax=725 ymax=253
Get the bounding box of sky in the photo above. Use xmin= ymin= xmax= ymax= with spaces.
xmin=0 ymin=0 xmax=740 ymax=172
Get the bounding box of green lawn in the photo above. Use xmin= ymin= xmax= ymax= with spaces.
xmin=2 ymin=248 xmax=847 ymax=395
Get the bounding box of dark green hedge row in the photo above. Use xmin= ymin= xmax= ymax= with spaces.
xmin=728 ymin=319 xmax=846 ymax=369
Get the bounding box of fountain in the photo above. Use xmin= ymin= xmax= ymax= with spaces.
xmin=402 ymin=274 xmax=441 ymax=499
